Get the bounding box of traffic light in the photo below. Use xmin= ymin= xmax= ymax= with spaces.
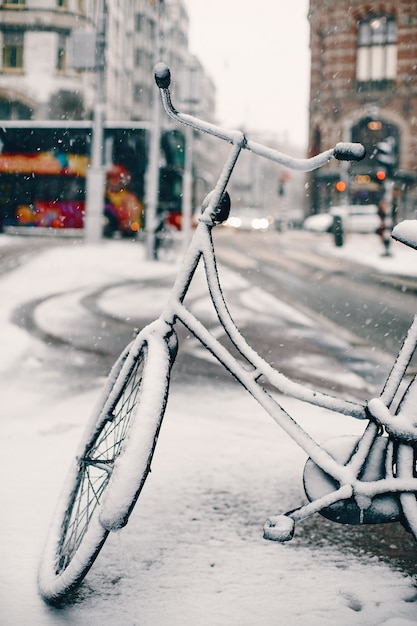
xmin=278 ymin=171 xmax=289 ymax=196
xmin=375 ymin=169 xmax=386 ymax=181
xmin=375 ymin=137 xmax=396 ymax=178
xmin=335 ymin=180 xmax=346 ymax=192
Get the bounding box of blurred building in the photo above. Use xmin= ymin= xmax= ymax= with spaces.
xmin=131 ymin=0 xmax=217 ymax=207
xmin=0 ymin=0 xmax=218 ymax=212
xmin=0 ymin=0 xmax=215 ymax=121
xmin=219 ymin=131 xmax=306 ymax=229
xmin=308 ymin=0 xmax=417 ymax=219
xmin=0 ymin=0 xmax=95 ymax=119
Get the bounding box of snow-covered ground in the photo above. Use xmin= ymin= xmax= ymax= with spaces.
xmin=320 ymin=229 xmax=417 ymax=277
xmin=1 ymin=229 xmax=417 ymax=625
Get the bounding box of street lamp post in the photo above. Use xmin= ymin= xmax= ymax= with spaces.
xmin=145 ymin=82 xmax=162 ymax=260
xmin=145 ymin=0 xmax=164 ymax=260
xmin=179 ymin=63 xmax=201 ymax=253
xmin=84 ymin=0 xmax=107 ymax=244
xmin=182 ymin=124 xmax=193 ymax=252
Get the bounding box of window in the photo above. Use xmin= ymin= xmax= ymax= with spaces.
xmin=357 ymin=16 xmax=397 ymax=88
xmin=135 ymin=14 xmax=143 ymax=32
xmin=134 ymin=84 xmax=143 ymax=101
xmin=0 ymin=99 xmax=31 ymax=119
xmin=57 ymin=34 xmax=66 ymax=71
xmin=57 ymin=0 xmax=68 ymax=8
xmin=3 ymin=0 xmax=26 ymax=7
xmin=3 ymin=32 xmax=23 ymax=71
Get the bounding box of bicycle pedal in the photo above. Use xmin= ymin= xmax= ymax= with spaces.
xmin=263 ymin=515 xmax=295 ymax=542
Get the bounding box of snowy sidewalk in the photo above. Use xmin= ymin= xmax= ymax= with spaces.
xmin=1 ymin=234 xmax=417 ymax=625
xmin=316 ymin=230 xmax=417 ymax=279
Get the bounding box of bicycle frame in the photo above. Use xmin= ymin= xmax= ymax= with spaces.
xmin=38 ymin=63 xmax=417 ymax=605
xmin=101 ymin=64 xmax=417 ymax=539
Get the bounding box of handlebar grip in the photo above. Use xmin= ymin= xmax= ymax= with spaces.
xmin=333 ymin=142 xmax=365 ymax=161
xmin=154 ymin=62 xmax=171 ymax=89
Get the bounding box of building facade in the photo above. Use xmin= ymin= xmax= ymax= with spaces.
xmin=0 ymin=0 xmax=218 ymax=215
xmin=308 ymin=0 xmax=417 ymax=220
xmin=131 ymin=0 xmax=217 ymax=207
xmin=0 ymin=0 xmax=96 ymax=119
xmin=0 ymin=0 xmax=216 ymax=123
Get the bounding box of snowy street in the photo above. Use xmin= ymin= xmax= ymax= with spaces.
xmin=1 ymin=231 xmax=417 ymax=625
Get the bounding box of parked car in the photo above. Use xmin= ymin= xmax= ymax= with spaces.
xmin=303 ymin=212 xmax=334 ymax=232
xmin=303 ymin=204 xmax=380 ymax=234
xmin=224 ymin=208 xmax=275 ymax=231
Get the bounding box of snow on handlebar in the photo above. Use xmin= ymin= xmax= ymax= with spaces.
xmin=333 ymin=142 xmax=365 ymax=161
xmin=154 ymin=63 xmax=365 ymax=172
xmin=154 ymin=62 xmax=172 ymax=89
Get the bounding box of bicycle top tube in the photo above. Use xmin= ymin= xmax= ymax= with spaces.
xmin=154 ymin=62 xmax=365 ymax=173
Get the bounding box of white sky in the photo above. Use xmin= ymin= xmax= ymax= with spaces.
xmin=184 ymin=0 xmax=311 ymax=149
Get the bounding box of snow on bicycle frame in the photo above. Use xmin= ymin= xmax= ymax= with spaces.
xmin=37 ymin=62 xmax=417 ymax=607
xmin=98 ymin=63 xmax=372 ymax=534
xmin=149 ymin=63 xmax=417 ymax=540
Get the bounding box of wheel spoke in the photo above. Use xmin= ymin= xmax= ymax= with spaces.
xmin=80 ymin=458 xmax=114 ymax=474
xmin=55 ymin=352 xmax=145 ymax=575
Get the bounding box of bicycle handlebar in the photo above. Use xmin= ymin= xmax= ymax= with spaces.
xmin=154 ymin=63 xmax=365 ymax=172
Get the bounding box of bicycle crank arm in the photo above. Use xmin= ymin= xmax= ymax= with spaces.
xmin=302 ymin=435 xmax=402 ymax=526
xmin=264 ymin=435 xmax=404 ymax=542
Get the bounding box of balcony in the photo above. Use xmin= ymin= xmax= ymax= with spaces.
xmin=0 ymin=7 xmax=89 ymax=33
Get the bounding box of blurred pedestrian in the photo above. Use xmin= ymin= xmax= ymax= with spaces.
xmin=378 ymin=199 xmax=393 ymax=256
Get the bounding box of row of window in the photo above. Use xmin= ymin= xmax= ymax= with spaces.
xmin=1 ymin=13 xmax=399 ymax=89
xmin=135 ymin=14 xmax=155 ymax=41
xmin=133 ymin=83 xmax=153 ymax=108
xmin=134 ymin=12 xmax=188 ymax=49
xmin=2 ymin=31 xmax=66 ymax=71
xmin=2 ymin=1 xmax=72 ymax=8
xmin=1 ymin=33 xmax=174 ymax=78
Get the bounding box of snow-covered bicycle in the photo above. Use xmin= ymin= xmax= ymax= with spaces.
xmin=38 ymin=63 xmax=417 ymax=604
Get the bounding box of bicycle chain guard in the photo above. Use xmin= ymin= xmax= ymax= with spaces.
xmin=303 ymin=435 xmax=402 ymax=525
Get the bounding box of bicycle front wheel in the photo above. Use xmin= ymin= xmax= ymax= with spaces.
xmin=38 ymin=328 xmax=175 ymax=604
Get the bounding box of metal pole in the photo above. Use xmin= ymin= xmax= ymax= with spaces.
xmin=145 ymin=88 xmax=161 ymax=260
xmin=180 ymin=64 xmax=200 ymax=255
xmin=145 ymin=0 xmax=163 ymax=260
xmin=85 ymin=0 xmax=106 ymax=244
xmin=339 ymin=119 xmax=350 ymax=204
xmin=181 ymin=124 xmax=193 ymax=254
